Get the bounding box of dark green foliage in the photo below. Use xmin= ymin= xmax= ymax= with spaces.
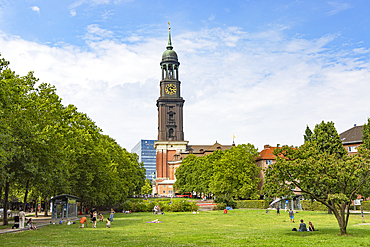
xmin=175 ymin=144 xmax=260 ymax=200
xmin=363 ymin=118 xmax=370 ymax=149
xmin=214 ymin=194 xmax=237 ymax=208
xmin=301 ymin=201 xmax=328 ymax=211
xmin=361 ymin=201 xmax=370 ymax=210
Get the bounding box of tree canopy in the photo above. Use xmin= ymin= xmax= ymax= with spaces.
xmin=0 ymin=54 xmax=145 ymax=225
xmin=263 ymin=121 xmax=370 ymax=235
xmin=175 ymin=144 xmax=260 ymax=200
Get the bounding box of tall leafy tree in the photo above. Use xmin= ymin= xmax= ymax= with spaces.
xmin=210 ymin=144 xmax=260 ymax=199
xmin=264 ymin=123 xmax=370 ymax=235
xmin=302 ymin=121 xmax=348 ymax=214
xmin=141 ymin=179 xmax=152 ymax=195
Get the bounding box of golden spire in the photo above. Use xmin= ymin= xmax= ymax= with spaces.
xmin=168 ymin=22 xmax=171 ymax=31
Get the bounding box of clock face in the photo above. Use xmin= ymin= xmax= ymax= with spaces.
xmin=165 ymin=84 xmax=177 ymax=95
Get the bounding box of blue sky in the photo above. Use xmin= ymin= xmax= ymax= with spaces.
xmin=0 ymin=0 xmax=369 ymax=151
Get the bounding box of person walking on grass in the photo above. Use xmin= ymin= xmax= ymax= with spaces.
xmin=276 ymin=206 xmax=280 ymax=216
xmin=92 ymin=211 xmax=97 ymax=228
xmin=110 ymin=208 xmax=115 ymax=222
xmin=289 ymin=208 xmax=294 ymax=223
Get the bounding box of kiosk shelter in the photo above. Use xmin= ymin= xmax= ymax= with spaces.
xmin=50 ymin=195 xmax=80 ymax=219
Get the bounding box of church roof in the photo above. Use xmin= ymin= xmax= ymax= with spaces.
xmin=340 ymin=125 xmax=363 ymax=144
xmin=167 ymin=142 xmax=233 ymax=162
xmin=187 ymin=142 xmax=232 ymax=154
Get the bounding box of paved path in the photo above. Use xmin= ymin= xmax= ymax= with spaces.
xmin=0 ymin=215 xmax=82 ymax=235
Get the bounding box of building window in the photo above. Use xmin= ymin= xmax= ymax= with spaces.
xmin=348 ymin=146 xmax=357 ymax=152
xmin=163 ymin=185 xmax=166 ymax=188
xmin=163 ymin=191 xmax=166 ymax=194
xmin=266 ymin=160 xmax=273 ymax=165
xmin=169 ymin=128 xmax=174 ymax=138
xmin=169 ymin=185 xmax=173 ymax=188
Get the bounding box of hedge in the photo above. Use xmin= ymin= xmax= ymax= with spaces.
xmin=236 ymin=200 xmax=269 ymax=209
xmin=114 ymin=199 xmax=198 ymax=213
xmin=361 ymin=201 xmax=370 ymax=210
xmin=301 ymin=201 xmax=328 ymax=211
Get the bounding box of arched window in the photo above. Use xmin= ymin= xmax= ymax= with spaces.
xmin=169 ymin=128 xmax=174 ymax=138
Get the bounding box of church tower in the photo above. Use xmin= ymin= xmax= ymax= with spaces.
xmin=157 ymin=27 xmax=184 ymax=141
xmin=154 ymin=26 xmax=188 ymax=194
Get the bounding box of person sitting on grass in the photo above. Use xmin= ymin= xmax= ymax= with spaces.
xmin=106 ymin=218 xmax=111 ymax=228
xmin=299 ymin=219 xmax=307 ymax=232
xmin=154 ymin=205 xmax=159 ymax=214
xmin=309 ymin=221 xmax=317 ymax=231
xmin=99 ymin=213 xmax=104 ymax=222
xmin=26 ymin=218 xmax=37 ymax=230
xmin=79 ymin=216 xmax=87 ymax=228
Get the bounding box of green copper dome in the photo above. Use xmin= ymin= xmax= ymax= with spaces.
xmin=162 ymin=49 xmax=178 ymax=61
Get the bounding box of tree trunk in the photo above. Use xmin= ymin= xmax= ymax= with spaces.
xmin=44 ymin=196 xmax=48 ymax=216
xmin=35 ymin=198 xmax=38 ymax=218
xmin=328 ymin=207 xmax=332 ymax=214
xmin=0 ymin=186 xmax=2 ymax=202
xmin=331 ymin=206 xmax=348 ymax=235
xmin=3 ymin=180 xmax=10 ymax=225
xmin=23 ymin=179 xmax=29 ymax=211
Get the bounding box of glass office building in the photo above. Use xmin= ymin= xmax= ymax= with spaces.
xmin=131 ymin=140 xmax=156 ymax=181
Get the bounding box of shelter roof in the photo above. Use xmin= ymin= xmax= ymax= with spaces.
xmin=49 ymin=194 xmax=80 ymax=202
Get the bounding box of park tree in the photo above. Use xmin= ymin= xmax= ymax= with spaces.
xmin=0 ymin=54 xmax=146 ymax=222
xmin=358 ymin=118 xmax=370 ymax=199
xmin=210 ymin=144 xmax=260 ymax=199
xmin=174 ymin=154 xmax=203 ymax=194
xmin=303 ymin=121 xmax=348 ymax=214
xmin=263 ymin=122 xmax=370 ymax=235
xmin=141 ymin=178 xmax=152 ymax=195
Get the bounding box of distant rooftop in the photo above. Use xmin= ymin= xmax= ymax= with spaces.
xmin=339 ymin=125 xmax=363 ymax=144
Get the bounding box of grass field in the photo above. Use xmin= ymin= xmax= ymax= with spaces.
xmin=1 ymin=209 xmax=370 ymax=246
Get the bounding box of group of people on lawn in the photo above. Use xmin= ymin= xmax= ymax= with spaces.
xmin=277 ymin=206 xmax=317 ymax=232
xmin=79 ymin=208 xmax=115 ymax=228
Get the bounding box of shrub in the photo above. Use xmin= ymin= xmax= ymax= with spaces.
xmin=301 ymin=200 xmax=328 ymax=211
xmin=362 ymin=201 xmax=370 ymax=210
xmin=214 ymin=195 xmax=237 ymax=208
xmin=214 ymin=203 xmax=226 ymax=210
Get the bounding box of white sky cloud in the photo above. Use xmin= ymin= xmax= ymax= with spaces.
xmin=0 ymin=25 xmax=369 ymax=151
xmin=31 ymin=6 xmax=40 ymax=14
xmin=327 ymin=1 xmax=352 ymax=15
xmin=70 ymin=10 xmax=77 ymax=17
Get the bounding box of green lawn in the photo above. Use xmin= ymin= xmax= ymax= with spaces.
xmin=1 ymin=209 xmax=370 ymax=246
